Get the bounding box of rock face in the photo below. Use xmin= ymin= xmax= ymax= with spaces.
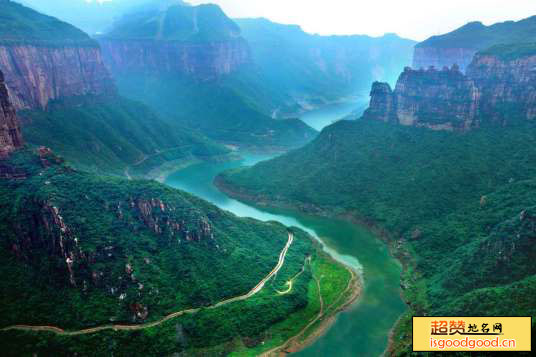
xmin=364 ymin=49 xmax=536 ymax=131
xmin=0 ymin=44 xmax=115 ymax=110
xmin=99 ymin=38 xmax=251 ymax=80
xmin=364 ymin=65 xmax=480 ymax=131
xmin=467 ymin=52 xmax=536 ymax=122
xmin=0 ymin=70 xmax=23 ymax=158
xmin=98 ymin=3 xmax=251 ymax=81
xmin=413 ymin=46 xmax=477 ymax=73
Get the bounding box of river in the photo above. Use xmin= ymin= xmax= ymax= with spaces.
xmin=164 ymin=104 xmax=406 ymax=356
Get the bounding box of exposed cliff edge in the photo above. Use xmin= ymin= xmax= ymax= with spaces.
xmin=0 ymin=69 xmax=22 ymax=159
xmin=98 ymin=3 xmax=251 ymax=80
xmin=365 ymin=45 xmax=536 ymax=131
xmin=99 ymin=37 xmax=250 ymax=80
xmin=0 ymin=0 xmax=114 ymax=110
xmin=0 ymin=44 xmax=115 ymax=110
xmin=413 ymin=16 xmax=536 ymax=72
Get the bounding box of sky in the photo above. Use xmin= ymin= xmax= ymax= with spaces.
xmin=182 ymin=0 xmax=536 ymax=41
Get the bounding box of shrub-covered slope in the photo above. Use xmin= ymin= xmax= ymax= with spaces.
xmin=0 ymin=149 xmax=343 ymax=354
xmin=19 ymin=95 xmax=229 ymax=176
xmin=111 ymin=75 xmax=317 ymax=151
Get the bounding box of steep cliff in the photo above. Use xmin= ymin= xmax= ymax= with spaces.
xmin=413 ymin=46 xmax=478 ymax=74
xmin=365 ymin=44 xmax=536 ymax=131
xmin=0 ymin=70 xmax=22 ymax=158
xmin=0 ymin=0 xmax=114 ymax=109
xmin=363 ymin=65 xmax=480 ymax=131
xmin=413 ymin=16 xmax=536 ymax=72
xmin=0 ymin=44 xmax=115 ymax=110
xmin=99 ymin=37 xmax=250 ymax=80
xmin=467 ymin=43 xmax=536 ymax=122
xmin=99 ymin=3 xmax=251 ymax=80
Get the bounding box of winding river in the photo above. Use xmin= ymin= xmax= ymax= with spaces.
xmin=165 ymin=103 xmax=406 ymax=356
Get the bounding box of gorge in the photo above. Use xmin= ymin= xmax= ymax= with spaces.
xmin=2 ymin=0 xmax=535 ymax=355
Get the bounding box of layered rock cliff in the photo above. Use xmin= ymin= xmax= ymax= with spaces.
xmin=99 ymin=37 xmax=250 ymax=80
xmin=467 ymin=46 xmax=536 ymax=122
xmin=0 ymin=0 xmax=115 ymax=110
xmin=0 ymin=44 xmax=115 ymax=110
xmin=413 ymin=16 xmax=536 ymax=72
xmin=98 ymin=3 xmax=251 ymax=80
xmin=413 ymin=46 xmax=477 ymax=73
xmin=0 ymin=70 xmax=23 ymax=158
xmin=363 ymin=65 xmax=480 ymax=131
xmin=365 ymin=45 xmax=536 ymax=131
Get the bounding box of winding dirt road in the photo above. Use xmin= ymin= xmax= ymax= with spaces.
xmin=1 ymin=232 xmax=294 ymax=336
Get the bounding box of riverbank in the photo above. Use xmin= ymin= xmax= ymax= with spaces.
xmin=232 ymin=251 xmax=362 ymax=357
xmin=214 ymin=176 xmax=410 ymax=355
xmin=275 ymin=263 xmax=362 ymax=356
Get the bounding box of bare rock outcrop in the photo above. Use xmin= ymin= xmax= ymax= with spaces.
xmin=0 ymin=69 xmax=23 ymax=158
xmin=364 ymin=49 xmax=536 ymax=131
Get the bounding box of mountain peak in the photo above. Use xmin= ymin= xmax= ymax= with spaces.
xmin=105 ymin=1 xmax=240 ymax=41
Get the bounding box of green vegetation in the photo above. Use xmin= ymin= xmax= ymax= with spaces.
xmin=0 ymin=0 xmax=96 ymax=46
xmin=0 ymin=149 xmax=353 ymax=355
xmin=418 ymin=15 xmax=536 ymax=49
xmin=479 ymin=42 xmax=536 ymax=60
xmin=219 ymin=118 xmax=536 ymax=354
xmin=20 ymin=95 xmax=228 ymax=176
xmin=113 ymin=74 xmax=317 ymax=150
xmin=105 ymin=3 xmax=240 ymax=42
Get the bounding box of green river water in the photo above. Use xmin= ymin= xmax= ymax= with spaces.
xmin=165 ymin=102 xmax=406 ymax=356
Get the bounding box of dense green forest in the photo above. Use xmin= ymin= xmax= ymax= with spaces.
xmin=20 ymin=95 xmax=229 ymax=176
xmin=0 ymin=149 xmax=352 ymax=355
xmin=218 ymin=118 xmax=536 ymax=354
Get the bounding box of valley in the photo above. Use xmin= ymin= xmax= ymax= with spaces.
xmin=2 ymin=0 xmax=535 ymax=355
xmin=165 ymin=151 xmax=405 ymax=356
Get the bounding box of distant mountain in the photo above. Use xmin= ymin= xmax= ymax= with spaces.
xmin=99 ymin=3 xmax=251 ymax=80
xmin=98 ymin=3 xmax=317 ymax=151
xmin=235 ymin=18 xmax=417 ymax=117
xmin=106 ymin=2 xmax=241 ymax=42
xmin=413 ymin=15 xmax=536 ymax=71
